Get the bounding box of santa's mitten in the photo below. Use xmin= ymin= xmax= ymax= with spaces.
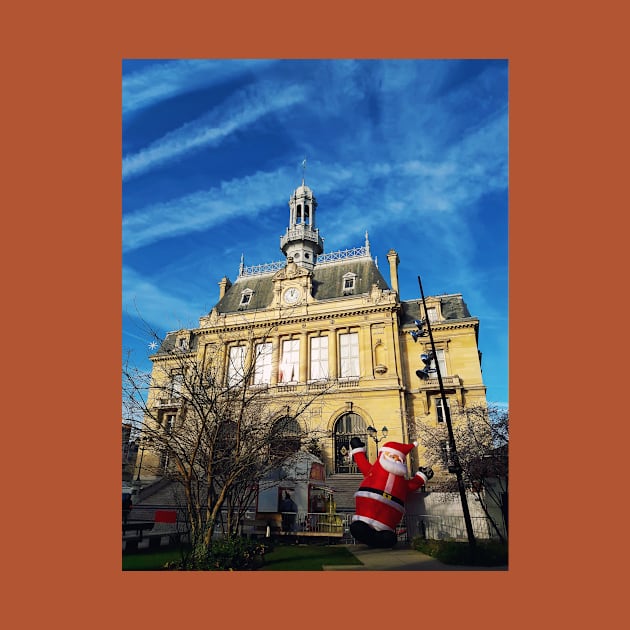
xmin=350 ymin=437 xmax=365 ymax=450
xmin=418 ymin=466 xmax=434 ymax=480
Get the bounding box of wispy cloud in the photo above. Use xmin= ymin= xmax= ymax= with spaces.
xmin=123 ymin=81 xmax=308 ymax=180
xmin=123 ymin=266 xmax=204 ymax=332
xmin=124 ymin=107 xmax=507 ymax=256
xmin=123 ymin=167 xmax=295 ymax=252
xmin=122 ymin=59 xmax=276 ymax=115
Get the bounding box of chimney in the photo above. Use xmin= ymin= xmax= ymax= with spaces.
xmin=218 ymin=276 xmax=232 ymax=300
xmin=386 ymin=249 xmax=400 ymax=296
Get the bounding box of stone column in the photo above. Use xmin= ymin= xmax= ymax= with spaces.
xmin=299 ymin=331 xmax=308 ymax=383
xmin=360 ymin=323 xmax=374 ymax=378
xmin=270 ymin=335 xmax=280 ymax=385
xmin=328 ymin=327 xmax=338 ymax=379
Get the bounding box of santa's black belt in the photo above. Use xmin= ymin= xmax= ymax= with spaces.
xmin=359 ymin=487 xmax=405 ymax=507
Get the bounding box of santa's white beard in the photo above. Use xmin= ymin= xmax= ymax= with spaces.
xmin=379 ymin=453 xmax=407 ymax=477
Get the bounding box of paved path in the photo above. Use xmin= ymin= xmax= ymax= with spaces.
xmin=323 ymin=544 xmax=507 ymax=571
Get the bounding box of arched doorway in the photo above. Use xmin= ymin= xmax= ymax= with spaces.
xmin=333 ymin=412 xmax=367 ymax=474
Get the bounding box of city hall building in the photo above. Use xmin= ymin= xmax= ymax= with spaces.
xmin=139 ymin=178 xmax=487 ymax=510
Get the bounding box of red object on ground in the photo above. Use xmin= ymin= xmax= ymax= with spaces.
xmin=154 ymin=509 xmax=177 ymax=523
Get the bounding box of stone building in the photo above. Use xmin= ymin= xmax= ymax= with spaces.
xmin=137 ymin=178 xmax=486 ymax=501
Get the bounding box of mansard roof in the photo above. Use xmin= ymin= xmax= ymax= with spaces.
xmin=214 ymin=257 xmax=391 ymax=314
xmin=399 ymin=295 xmax=473 ymax=325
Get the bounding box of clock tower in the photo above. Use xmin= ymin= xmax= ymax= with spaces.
xmin=280 ymin=179 xmax=324 ymax=271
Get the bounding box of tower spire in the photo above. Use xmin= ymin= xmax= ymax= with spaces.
xmin=280 ymin=173 xmax=323 ymax=271
xmin=301 ymin=157 xmax=307 ymax=186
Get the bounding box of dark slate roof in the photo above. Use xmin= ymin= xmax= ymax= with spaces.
xmin=400 ymin=295 xmax=472 ymax=326
xmin=311 ymin=259 xmax=390 ymax=301
xmin=214 ymin=258 xmax=391 ymax=314
xmin=157 ymin=333 xmax=177 ymax=353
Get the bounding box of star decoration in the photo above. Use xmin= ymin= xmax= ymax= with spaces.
xmin=148 ymin=341 xmax=158 ymax=350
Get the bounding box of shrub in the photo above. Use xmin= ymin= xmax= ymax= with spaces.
xmin=190 ymin=537 xmax=268 ymax=571
xmin=412 ymin=537 xmax=508 ymax=566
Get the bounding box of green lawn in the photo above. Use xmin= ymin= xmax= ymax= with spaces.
xmin=122 ymin=548 xmax=183 ymax=571
xmin=258 ymin=543 xmax=362 ymax=571
xmin=122 ymin=543 xmax=362 ymax=571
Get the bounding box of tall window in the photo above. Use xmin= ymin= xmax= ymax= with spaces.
xmin=165 ymin=414 xmax=176 ymax=434
xmin=310 ymin=336 xmax=328 ymax=380
xmin=436 ymin=397 xmax=450 ymax=423
xmin=253 ymin=342 xmax=272 ymax=385
xmin=227 ymin=345 xmax=246 ymax=386
xmin=429 ymin=348 xmax=448 ymax=377
xmin=279 ymin=339 xmax=300 ymax=383
xmin=426 ymin=307 xmax=438 ymax=323
xmin=339 ymin=332 xmax=359 ymax=377
xmin=170 ymin=372 xmax=183 ymax=398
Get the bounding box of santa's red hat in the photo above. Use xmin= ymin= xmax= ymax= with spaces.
xmin=379 ymin=441 xmax=417 ymax=459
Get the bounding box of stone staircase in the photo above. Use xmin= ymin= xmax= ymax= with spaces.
xmin=326 ymin=474 xmax=362 ymax=511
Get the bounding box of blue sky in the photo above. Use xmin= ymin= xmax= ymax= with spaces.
xmin=122 ymin=59 xmax=508 ymax=406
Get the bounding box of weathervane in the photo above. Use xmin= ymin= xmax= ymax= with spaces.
xmin=301 ymin=157 xmax=307 ymax=185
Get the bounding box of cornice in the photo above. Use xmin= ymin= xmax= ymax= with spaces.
xmin=400 ymin=320 xmax=478 ymax=334
xmin=194 ymin=303 xmax=400 ymax=336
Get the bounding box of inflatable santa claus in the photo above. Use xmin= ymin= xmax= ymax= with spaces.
xmin=349 ymin=436 xmax=434 ymax=548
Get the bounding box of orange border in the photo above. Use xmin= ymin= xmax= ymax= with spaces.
xmin=8 ymin=0 xmax=613 ymax=625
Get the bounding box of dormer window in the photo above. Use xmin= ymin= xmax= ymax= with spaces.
xmin=176 ymin=336 xmax=189 ymax=351
xmin=342 ymin=272 xmax=357 ymax=295
xmin=240 ymin=288 xmax=254 ymax=307
xmin=426 ymin=307 xmax=438 ymax=323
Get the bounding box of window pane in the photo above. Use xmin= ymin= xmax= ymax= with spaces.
xmin=227 ymin=345 xmax=246 ymax=386
xmin=339 ymin=333 xmax=359 ymax=377
xmin=253 ymin=342 xmax=272 ymax=384
xmin=171 ymin=373 xmax=183 ymax=396
xmin=436 ymin=397 xmax=449 ymax=423
xmin=435 ymin=349 xmax=447 ymax=376
xmin=280 ymin=339 xmax=300 ymax=382
xmin=310 ymin=336 xmax=328 ymax=380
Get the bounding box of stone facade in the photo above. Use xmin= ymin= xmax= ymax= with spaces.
xmin=138 ymin=179 xmax=486 ymax=484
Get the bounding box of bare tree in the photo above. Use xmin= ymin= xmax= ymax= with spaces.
xmin=415 ymin=403 xmax=508 ymax=542
xmin=122 ymin=321 xmax=333 ymax=559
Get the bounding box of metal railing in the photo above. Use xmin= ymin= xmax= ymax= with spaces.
xmin=238 ymin=244 xmax=371 ymax=278
xmin=412 ymin=514 xmax=502 ymax=541
xmin=317 ymin=246 xmax=371 ymax=264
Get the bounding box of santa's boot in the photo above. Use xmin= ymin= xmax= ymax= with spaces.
xmin=350 ymin=520 xmax=375 ymax=545
xmin=350 ymin=521 xmax=397 ymax=548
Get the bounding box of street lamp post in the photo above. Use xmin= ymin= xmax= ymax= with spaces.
xmin=416 ymin=275 xmax=476 ymax=547
xmin=135 ymin=439 xmax=146 ymax=482
xmin=367 ymin=425 xmax=388 ymax=458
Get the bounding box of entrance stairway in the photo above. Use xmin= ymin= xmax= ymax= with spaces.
xmin=326 ymin=473 xmax=362 ymax=511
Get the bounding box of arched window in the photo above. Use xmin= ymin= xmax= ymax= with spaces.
xmin=333 ymin=412 xmax=367 ymax=473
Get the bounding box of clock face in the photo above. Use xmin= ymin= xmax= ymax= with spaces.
xmin=284 ymin=287 xmax=300 ymax=304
